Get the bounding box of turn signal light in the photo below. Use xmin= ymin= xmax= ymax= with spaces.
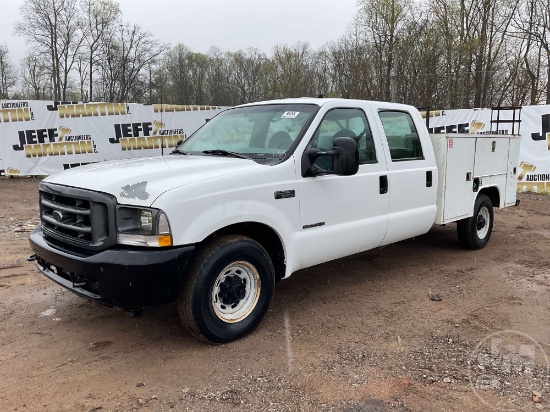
xmin=157 ymin=234 xmax=173 ymax=247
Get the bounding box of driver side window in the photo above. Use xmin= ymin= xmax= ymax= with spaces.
xmin=307 ymin=108 xmax=376 ymax=171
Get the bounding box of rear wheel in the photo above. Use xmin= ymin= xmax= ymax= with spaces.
xmin=457 ymin=194 xmax=494 ymax=250
xmin=177 ymin=235 xmax=275 ymax=343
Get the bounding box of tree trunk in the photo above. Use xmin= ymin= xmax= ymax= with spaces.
xmin=89 ymin=50 xmax=93 ymax=101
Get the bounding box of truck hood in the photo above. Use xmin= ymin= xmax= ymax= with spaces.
xmin=44 ymin=155 xmax=263 ymax=206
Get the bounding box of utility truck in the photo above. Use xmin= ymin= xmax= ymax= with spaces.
xmin=30 ymin=98 xmax=521 ymax=343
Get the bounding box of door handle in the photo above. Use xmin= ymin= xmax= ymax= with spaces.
xmin=426 ymin=171 xmax=433 ymax=187
xmin=379 ymin=175 xmax=388 ymax=194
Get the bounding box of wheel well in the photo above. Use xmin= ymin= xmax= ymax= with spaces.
xmin=203 ymin=222 xmax=286 ymax=281
xmin=479 ymin=186 xmax=500 ymax=208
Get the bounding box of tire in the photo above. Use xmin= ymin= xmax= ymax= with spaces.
xmin=457 ymin=194 xmax=494 ymax=250
xmin=177 ymin=235 xmax=275 ymax=343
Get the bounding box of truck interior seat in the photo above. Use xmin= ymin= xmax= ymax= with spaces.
xmin=333 ymin=129 xmax=357 ymax=142
xmin=268 ymin=131 xmax=293 ymax=150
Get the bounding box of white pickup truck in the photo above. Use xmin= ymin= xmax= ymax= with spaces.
xmin=30 ymin=98 xmax=520 ymax=343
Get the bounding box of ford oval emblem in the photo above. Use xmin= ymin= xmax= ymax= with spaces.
xmin=52 ymin=210 xmax=64 ymax=222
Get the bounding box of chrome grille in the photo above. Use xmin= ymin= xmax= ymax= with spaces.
xmin=41 ymin=192 xmax=93 ymax=243
xmin=39 ymin=183 xmax=117 ymax=251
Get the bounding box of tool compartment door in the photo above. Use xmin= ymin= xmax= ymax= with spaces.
xmin=441 ymin=136 xmax=476 ymax=221
xmin=473 ymin=137 xmax=510 ymax=177
xmin=505 ymin=137 xmax=521 ymax=206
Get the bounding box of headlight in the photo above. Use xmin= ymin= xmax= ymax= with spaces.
xmin=116 ymin=207 xmax=172 ymax=247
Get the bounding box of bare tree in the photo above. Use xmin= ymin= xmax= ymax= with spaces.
xmin=162 ymin=44 xmax=209 ymax=104
xmin=467 ymin=0 xmax=519 ymax=107
xmin=268 ymin=43 xmax=316 ymax=99
xmin=162 ymin=44 xmax=194 ymax=104
xmin=97 ymin=22 xmax=165 ymax=102
xmin=206 ymin=47 xmax=233 ymax=105
xmin=8 ymin=0 xmax=550 ymax=108
xmin=80 ymin=0 xmax=121 ymax=101
xmin=20 ymin=51 xmax=52 ymax=100
xmin=0 ymin=45 xmax=17 ymax=99
xmin=515 ymin=0 xmax=550 ymax=103
xmin=355 ymin=0 xmax=410 ymax=101
xmin=16 ymin=0 xmax=86 ymax=101
xmin=229 ymin=48 xmax=268 ymax=103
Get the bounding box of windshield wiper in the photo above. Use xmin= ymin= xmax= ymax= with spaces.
xmin=202 ymin=149 xmax=250 ymax=159
xmin=171 ymin=148 xmax=189 ymax=155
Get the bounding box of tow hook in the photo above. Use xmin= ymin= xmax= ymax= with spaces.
xmin=27 ymin=254 xmax=37 ymax=262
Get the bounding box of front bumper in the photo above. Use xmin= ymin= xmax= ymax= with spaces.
xmin=30 ymin=226 xmax=195 ymax=310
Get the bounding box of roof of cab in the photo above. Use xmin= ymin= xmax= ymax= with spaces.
xmin=235 ymin=97 xmax=416 ymax=111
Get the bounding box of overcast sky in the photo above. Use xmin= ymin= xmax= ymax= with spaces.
xmin=1 ymin=0 xmax=359 ymax=68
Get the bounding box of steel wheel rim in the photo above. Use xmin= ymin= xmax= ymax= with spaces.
xmin=476 ymin=207 xmax=490 ymax=239
xmin=212 ymin=261 xmax=261 ymax=323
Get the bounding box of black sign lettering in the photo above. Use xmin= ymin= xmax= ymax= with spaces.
xmin=121 ymin=123 xmax=132 ymax=137
xmin=143 ymin=122 xmax=152 ymax=136
xmin=47 ymin=101 xmax=79 ymax=111
xmin=428 ymin=123 xmax=469 ymax=134
xmin=13 ymin=131 xmax=27 ymax=151
xmin=445 ymin=125 xmax=456 ymax=133
xmin=12 ymin=128 xmax=58 ymax=151
xmin=457 ymin=123 xmax=469 ymax=133
xmin=532 ymin=114 xmax=550 ymax=141
xmin=109 ymin=122 xmax=154 ymax=144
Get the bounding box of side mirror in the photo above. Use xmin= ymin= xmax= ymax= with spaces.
xmin=332 ymin=137 xmax=359 ymax=175
xmin=305 ymin=137 xmax=359 ymax=176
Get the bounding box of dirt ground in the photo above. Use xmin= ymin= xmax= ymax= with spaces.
xmin=0 ymin=177 xmax=549 ymax=412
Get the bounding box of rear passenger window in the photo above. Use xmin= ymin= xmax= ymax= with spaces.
xmin=378 ymin=111 xmax=424 ymax=161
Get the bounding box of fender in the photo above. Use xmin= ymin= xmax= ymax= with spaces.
xmin=183 ymin=201 xmax=300 ymax=278
xmin=151 ymin=154 xmax=302 ymax=277
xmin=477 ymin=184 xmax=502 ymax=209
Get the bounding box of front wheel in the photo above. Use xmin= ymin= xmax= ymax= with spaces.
xmin=457 ymin=194 xmax=494 ymax=250
xmin=177 ymin=235 xmax=275 ymax=343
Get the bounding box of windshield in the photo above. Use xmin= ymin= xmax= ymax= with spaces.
xmin=178 ymin=104 xmax=318 ymax=158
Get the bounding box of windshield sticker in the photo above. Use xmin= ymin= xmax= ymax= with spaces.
xmin=282 ymin=111 xmax=299 ymax=119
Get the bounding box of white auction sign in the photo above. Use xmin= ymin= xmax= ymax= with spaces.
xmin=0 ymin=100 xmax=224 ymax=176
xmin=2 ymin=100 xmax=550 ymax=193
xmin=424 ymin=106 xmax=550 ymax=192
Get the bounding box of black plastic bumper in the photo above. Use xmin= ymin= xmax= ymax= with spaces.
xmin=29 ymin=226 xmax=195 ymax=310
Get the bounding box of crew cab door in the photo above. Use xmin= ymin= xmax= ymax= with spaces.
xmin=297 ymin=107 xmax=389 ymax=269
xmin=370 ymin=109 xmax=437 ymax=245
